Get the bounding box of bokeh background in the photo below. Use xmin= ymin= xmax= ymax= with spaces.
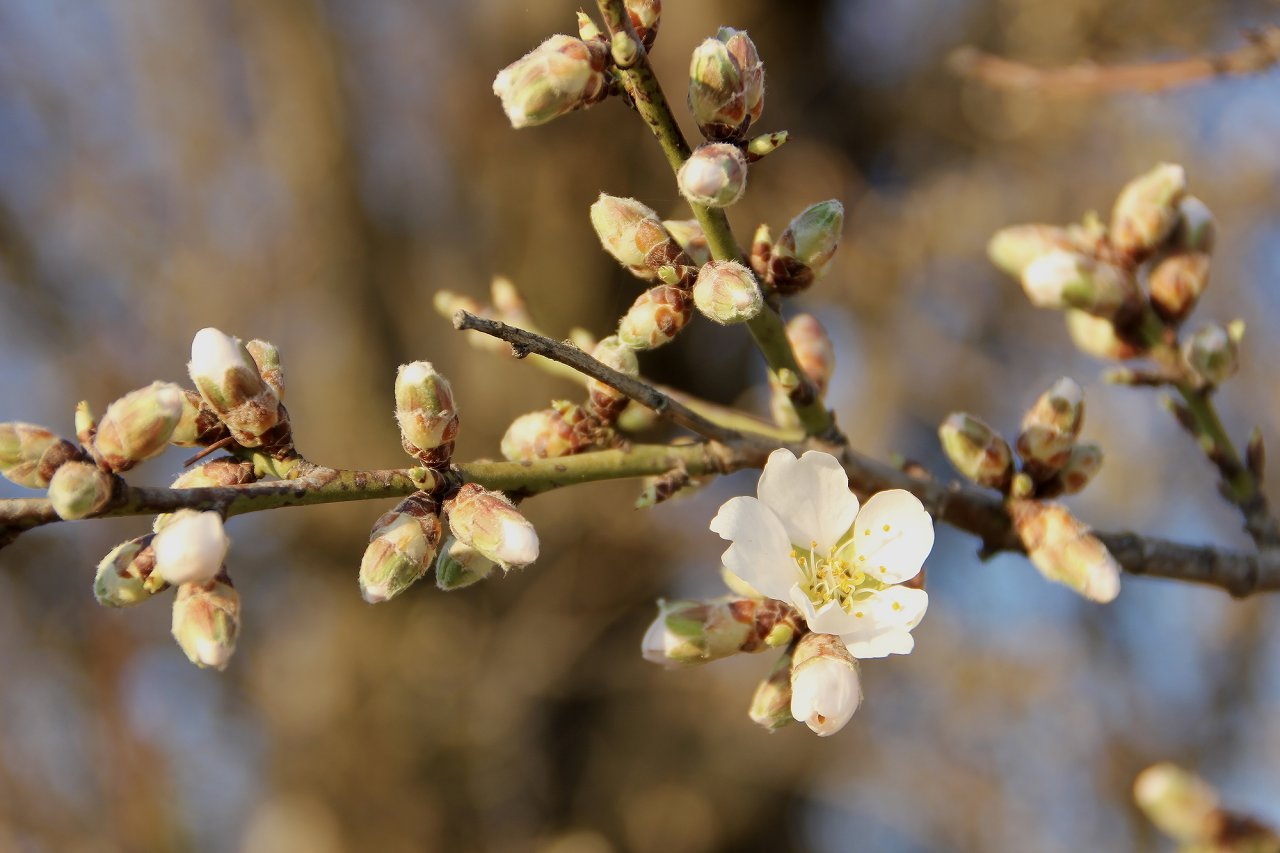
xmin=2 ymin=0 xmax=1280 ymax=850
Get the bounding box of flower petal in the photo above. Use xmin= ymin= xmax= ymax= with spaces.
xmin=849 ymin=490 xmax=934 ymax=584
xmin=709 ymin=496 xmax=796 ymax=601
xmin=757 ymin=449 xmax=860 ymax=551
xmin=788 ymin=585 xmax=866 ymax=636
xmin=838 ymin=587 xmax=929 ymax=659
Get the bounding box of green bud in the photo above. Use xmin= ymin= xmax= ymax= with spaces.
xmin=986 ymin=224 xmax=1074 ymax=278
xmin=1056 ymin=443 xmax=1104 ymax=495
xmin=1110 ymin=163 xmax=1187 ymax=256
xmin=0 ymin=422 xmax=79 ymax=489
xmin=395 ymin=361 xmax=459 ymax=464
xmin=1009 ymin=500 xmax=1120 ymax=602
xmin=1017 ymin=377 xmax=1084 ymax=476
xmin=768 ymin=200 xmax=844 ymax=294
xmin=47 ymin=461 xmax=113 ymax=520
xmin=1133 ymin=763 xmax=1220 ymax=844
xmin=171 ymin=576 xmax=240 ymax=670
xmin=1064 ymin=310 xmax=1143 ymax=361
xmin=617 ymin=285 xmax=693 ymax=350
xmin=359 ymin=494 xmax=442 ymax=603
xmin=188 ymin=327 xmax=281 ymax=447
xmin=170 ymin=389 xmax=229 ymax=448
xmin=1020 ymin=250 xmax=1138 ymax=317
xmin=245 ymin=339 xmax=285 ymax=400
xmin=577 ymin=12 xmax=603 ymax=42
xmin=641 ymin=598 xmax=800 ymax=666
xmin=492 ymin=35 xmax=609 ymax=129
xmin=444 ymin=483 xmax=539 ymax=571
xmin=94 ymin=535 xmax=162 ymax=607
xmin=748 ymin=651 xmax=795 ymax=732
xmin=1149 ymin=251 xmax=1210 ymax=326
xmin=92 ymin=381 xmax=186 ymax=472
xmin=662 ymin=219 xmax=711 ymax=267
xmin=939 ymin=413 xmax=1014 ymax=490
xmin=688 ymin=35 xmax=747 ymax=140
xmin=435 ymin=535 xmax=497 ymax=591
xmin=677 ymin=143 xmax=748 ymax=208
xmin=501 ymin=402 xmax=597 ymax=461
xmin=745 ymin=130 xmax=788 ymax=162
xmin=590 ymin=195 xmax=683 ymax=278
xmin=692 ymin=260 xmax=763 ymax=325
xmin=1182 ymin=323 xmax=1238 ymax=385
xmin=586 ymin=336 xmax=640 ymax=421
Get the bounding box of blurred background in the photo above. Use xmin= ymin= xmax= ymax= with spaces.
xmin=1 ymin=0 xmax=1279 ymax=850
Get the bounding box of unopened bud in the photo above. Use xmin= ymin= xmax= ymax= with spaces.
xmin=92 ymin=381 xmax=186 ymax=472
xmin=1171 ymin=196 xmax=1215 ymax=253
xmin=987 ymin=224 xmax=1075 ymax=278
xmin=0 ymin=422 xmax=80 ymax=489
xmin=939 ymin=413 xmax=1014 ymax=490
xmin=170 ymin=389 xmax=229 ymax=447
xmin=1017 ymin=378 xmax=1084 ymax=476
xmin=1055 ymin=442 xmax=1104 ymax=495
xmin=662 ymin=219 xmax=711 ymax=267
xmin=94 ymin=535 xmax=162 ymax=607
xmin=47 ymin=461 xmax=114 ymax=520
xmin=618 ymin=285 xmax=693 ymax=350
xmin=359 ymin=495 xmax=443 ymax=603
xmin=745 ymin=130 xmax=788 ymax=162
xmin=172 ymin=576 xmax=239 ymax=670
xmin=1183 ymin=324 xmax=1238 ymax=385
xmin=245 ymin=339 xmax=285 ymax=400
xmin=677 ymin=143 xmax=748 ymax=208
xmin=1009 ymin=500 xmax=1120 ymax=602
xmin=748 ymin=651 xmax=795 ymax=731
xmin=721 ymin=28 xmax=764 ymax=127
xmin=641 ymin=597 xmax=800 ymax=666
xmin=785 ymin=314 xmax=835 ymax=395
xmin=768 ymin=200 xmax=844 ymax=294
xmin=492 ymin=35 xmax=609 ymax=129
xmin=576 ymin=11 xmax=603 ymax=42
xmin=750 ymin=222 xmax=772 ymax=280
xmin=395 ymin=361 xmax=459 ymax=463
xmin=152 ymin=510 xmax=230 ymax=586
xmin=502 ymin=402 xmax=597 ymax=461
xmin=624 ymin=0 xmax=661 ymax=49
xmin=173 ymin=458 xmax=256 ymax=489
xmin=1064 ymin=310 xmax=1143 ymax=360
xmin=689 ymin=34 xmax=749 ymax=141
xmin=1111 ymin=163 xmax=1187 ymax=256
xmin=790 ymin=632 xmax=861 ymax=737
xmin=692 ymin=260 xmax=763 ymax=325
xmin=74 ymin=401 xmax=96 ymax=446
xmin=586 ymin=336 xmax=639 ymax=421
xmin=444 ymin=483 xmax=539 ymax=570
xmin=188 ymin=327 xmax=280 ymax=446
xmin=1149 ymin=251 xmax=1210 ymax=326
xmin=1020 ymin=250 xmax=1138 ymax=317
xmin=590 ymin=195 xmax=685 ymax=279
xmin=1133 ymin=763 xmax=1220 ymax=843
xmin=435 ymin=535 xmax=497 ymax=591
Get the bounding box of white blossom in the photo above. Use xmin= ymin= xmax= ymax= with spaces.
xmin=153 ymin=510 xmax=229 ymax=586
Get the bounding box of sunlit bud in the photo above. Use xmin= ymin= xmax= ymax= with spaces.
xmin=749 ymin=651 xmax=795 ymax=731
xmin=395 ymin=361 xmax=459 ymax=463
xmin=1020 ymin=250 xmax=1138 ymax=317
xmin=74 ymin=401 xmax=96 ymax=446
xmin=1183 ymin=323 xmax=1239 ymax=385
xmin=173 ymin=458 xmax=256 ymax=490
xmin=92 ymin=382 xmax=185 ymax=472
xmin=47 ymin=461 xmax=114 ymax=520
xmin=745 ymin=130 xmax=788 ymax=162
xmin=245 ymin=339 xmax=285 ymax=400
xmin=502 ymin=402 xmax=597 ymax=461
xmin=986 ymin=224 xmax=1074 ymax=278
xmin=170 ymin=389 xmax=229 ymax=448
xmin=576 ymin=11 xmax=603 ymax=42
xmin=790 ymin=632 xmax=861 ymax=737
xmin=444 ymin=483 xmax=539 ymax=570
xmin=587 ymin=336 xmax=639 ymax=421
xmin=624 ymin=0 xmax=661 ymax=49
xmin=1149 ymin=251 xmax=1210 ymax=326
xmin=492 ymin=34 xmax=609 ymax=129
xmin=1056 ymin=443 xmax=1104 ymax=495
xmin=0 ymin=422 xmax=80 ymax=489
xmin=1017 ymin=378 xmax=1084 ymax=476
xmin=635 ymin=466 xmax=696 ymax=509
xmin=1064 ymin=310 xmax=1143 ymax=360
xmin=1009 ymin=500 xmax=1120 ymax=602
xmin=677 ymin=143 xmax=748 ymax=208
xmin=768 ymin=200 xmax=844 ymax=294
xmin=151 ymin=510 xmax=230 ymax=586
xmin=359 ymin=494 xmax=443 ymax=603
xmin=94 ymin=535 xmax=163 ymax=607
xmin=939 ymin=413 xmax=1013 ymax=490
xmin=1134 ymin=763 xmax=1221 ymax=843
xmin=641 ymin=597 xmax=800 ymax=666
xmin=692 ymin=260 xmax=763 ymax=325
xmin=720 ymin=28 xmax=764 ymax=125
xmin=662 ymin=219 xmax=711 ymax=267
xmin=1171 ymin=196 xmax=1215 ymax=253
xmin=189 ymin=327 xmax=280 ymax=446
xmin=786 ymin=314 xmax=835 ymax=394
xmin=435 ymin=535 xmax=498 ymax=591
xmin=689 ymin=36 xmax=747 ymax=141
xmin=618 ymin=285 xmax=693 ymax=350
xmin=1111 ymin=163 xmax=1187 ymax=257
xmin=171 ymin=576 xmax=239 ymax=671
xmin=590 ymin=195 xmax=684 ymax=278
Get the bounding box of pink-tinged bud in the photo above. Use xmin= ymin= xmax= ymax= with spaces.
xmin=1020 ymin=251 xmax=1138 ymax=317
xmin=939 ymin=413 xmax=1014 ymax=490
xmin=749 ymin=651 xmax=795 ymax=731
xmin=444 ymin=483 xmax=539 ymax=570
xmin=152 ymin=510 xmax=230 ymax=586
xmin=721 ymin=28 xmax=764 ymax=125
xmin=92 ymin=381 xmax=186 ymax=472
xmin=662 ymin=219 xmax=711 ymax=267
xmin=188 ymin=327 xmax=281 ymax=447
xmin=1056 ymin=442 xmax=1103 ymax=495
xmin=677 ymin=143 xmax=748 ymax=208
xmin=586 ymin=336 xmax=639 ymax=421
xmin=1149 ymin=252 xmax=1210 ymax=327
xmin=359 ymin=494 xmax=443 ymax=603
xmin=245 ymin=339 xmax=285 ymax=400
xmin=785 ymin=314 xmax=835 ymax=394
xmin=0 ymin=422 xmax=80 ymax=489
xmin=1064 ymin=310 xmax=1144 ymax=360
xmin=790 ymin=632 xmax=861 ymax=737
xmin=987 ymin=224 xmax=1075 ymax=278
xmin=1183 ymin=323 xmax=1239 ymax=386
xmin=395 ymin=361 xmax=459 ymax=464
xmin=1017 ymin=378 xmax=1084 ymax=476
xmin=617 ymin=285 xmax=693 ymax=350
xmin=1009 ymin=500 xmax=1120 ymax=602
xmin=692 ymin=260 xmax=763 ymax=325
xmin=501 ymin=402 xmax=600 ymax=461
xmin=170 ymin=389 xmax=229 ymax=448
xmin=492 ymin=35 xmax=609 ymax=129
xmin=768 ymin=200 xmax=844 ymax=294
xmin=435 ymin=535 xmax=497 ymax=591
xmin=1111 ymin=163 xmax=1187 ymax=257
xmin=94 ymin=534 xmax=162 ymax=607
xmin=47 ymin=461 xmax=114 ymax=520
xmin=590 ymin=195 xmax=684 ymax=278
xmin=171 ymin=576 xmax=239 ymax=670
xmin=641 ymin=598 xmax=800 ymax=666
xmin=1133 ymin=763 xmax=1220 ymax=844
xmin=624 ymin=0 xmax=661 ymax=49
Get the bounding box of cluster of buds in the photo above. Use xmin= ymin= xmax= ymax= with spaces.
xmin=751 ymin=200 xmax=845 ymax=295
xmin=769 ymin=314 xmax=836 ymax=431
xmin=688 ymin=27 xmax=764 ymax=142
xmin=189 ymin=328 xmax=290 ymax=449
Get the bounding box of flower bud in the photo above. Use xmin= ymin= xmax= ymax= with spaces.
xmin=785 ymin=314 xmax=836 ymax=394
xmin=688 ymin=36 xmax=747 ymax=141
xmin=1110 ymin=163 xmax=1187 ymax=256
xmin=172 ymin=576 xmax=239 ymax=670
xmin=1149 ymin=251 xmax=1210 ymax=326
xmin=1009 ymin=500 xmax=1120 ymax=602
xmin=1133 ymin=763 xmax=1220 ymax=843
xmin=492 ymin=34 xmax=609 ymax=129
xmin=987 ymin=224 xmax=1075 ymax=278
xmin=768 ymin=200 xmax=844 ymax=294
xmin=662 ymin=219 xmax=711 ymax=267
xmin=153 ymin=459 xmax=258 ymax=532
xmin=435 ymin=535 xmax=497 ymax=591
xmin=617 ymin=285 xmax=693 ymax=350
xmin=1056 ymin=442 xmax=1103 ymax=495
xmin=47 ymin=461 xmax=114 ymax=520
xmin=245 ymin=339 xmax=285 ymax=400
xmin=502 ymin=402 xmax=597 ymax=461
xmin=1183 ymin=323 xmax=1238 ymax=385
xmin=576 ymin=11 xmax=603 ymax=42
xmin=1017 ymin=377 xmax=1084 ymax=476
xmin=641 ymin=598 xmax=800 ymax=666
xmin=790 ymin=632 xmax=861 ymax=737
xmin=586 ymin=336 xmax=639 ymax=421
xmin=0 ymin=422 xmax=80 ymax=489
xmin=444 ymin=483 xmax=539 ymax=570
xmin=359 ymin=494 xmax=443 ymax=603
xmin=94 ymin=535 xmax=163 ymax=607
xmin=748 ymin=651 xmax=795 ymax=731
xmin=750 ymin=222 xmax=772 ymax=280
xmin=1171 ymin=196 xmax=1215 ymax=253
xmin=939 ymin=413 xmax=1013 ymax=490
xmin=188 ymin=327 xmax=280 ymax=447
xmin=1020 ymin=250 xmax=1138 ymax=317
xmin=677 ymin=143 xmax=748 ymax=208
xmin=624 ymin=0 xmax=661 ymax=49
xmin=170 ymin=389 xmax=229 ymax=447
xmin=1064 ymin=310 xmax=1143 ymax=360
xmin=74 ymin=401 xmax=95 ymax=446
xmin=152 ymin=510 xmax=230 ymax=586
xmin=721 ymin=28 xmax=764 ymax=124
xmin=590 ymin=195 xmax=684 ymax=278
xmin=92 ymin=381 xmax=186 ymax=472
xmin=745 ymin=130 xmax=788 ymax=161
xmin=395 ymin=361 xmax=459 ymax=463
xmin=692 ymin=261 xmax=763 ymax=325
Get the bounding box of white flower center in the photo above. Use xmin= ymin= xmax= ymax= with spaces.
xmin=792 ymin=535 xmax=888 ymax=616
